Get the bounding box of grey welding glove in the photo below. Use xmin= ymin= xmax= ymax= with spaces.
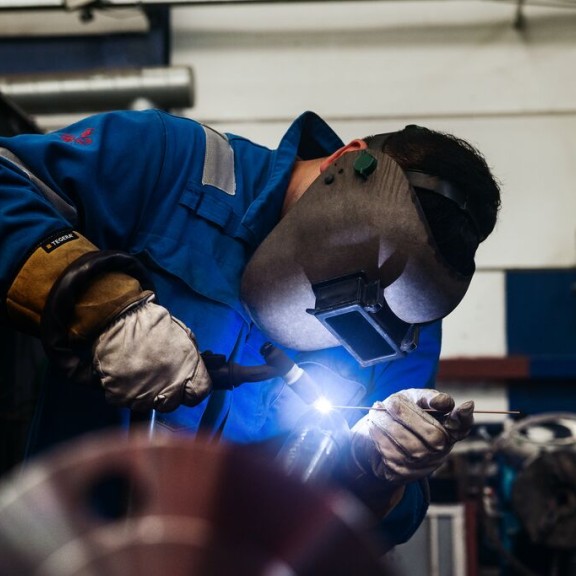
xmin=349 ymin=389 xmax=474 ymax=485
xmin=93 ymin=294 xmax=212 ymax=412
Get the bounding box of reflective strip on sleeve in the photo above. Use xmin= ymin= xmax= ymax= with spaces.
xmin=201 ymin=125 xmax=236 ymax=196
xmin=0 ymin=146 xmax=78 ymax=224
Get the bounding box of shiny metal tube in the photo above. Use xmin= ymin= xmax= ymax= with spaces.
xmin=276 ymin=409 xmax=351 ymax=484
xmin=0 ymin=66 xmax=194 ymax=114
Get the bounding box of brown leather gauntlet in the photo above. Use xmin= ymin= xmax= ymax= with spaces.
xmin=6 ymin=231 xmax=145 ymax=341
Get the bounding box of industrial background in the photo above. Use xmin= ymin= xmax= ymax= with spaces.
xmin=0 ymin=1 xmax=575 ymax=575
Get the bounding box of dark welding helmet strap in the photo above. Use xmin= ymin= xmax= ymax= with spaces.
xmin=367 ymin=129 xmax=482 ymax=238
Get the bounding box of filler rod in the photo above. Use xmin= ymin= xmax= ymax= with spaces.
xmin=330 ymin=405 xmax=520 ymax=415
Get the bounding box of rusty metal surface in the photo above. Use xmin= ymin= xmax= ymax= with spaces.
xmin=0 ymin=428 xmax=388 ymax=575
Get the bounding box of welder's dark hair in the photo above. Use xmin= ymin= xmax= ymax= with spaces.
xmin=364 ymin=125 xmax=501 ymax=276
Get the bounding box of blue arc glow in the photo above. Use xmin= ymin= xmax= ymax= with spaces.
xmin=312 ymin=396 xmax=334 ymax=414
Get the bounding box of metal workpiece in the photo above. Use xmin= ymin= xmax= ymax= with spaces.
xmin=276 ymin=408 xmax=352 ymax=484
xmin=0 ymin=66 xmax=195 ymax=115
xmin=0 ymin=429 xmax=388 ymax=575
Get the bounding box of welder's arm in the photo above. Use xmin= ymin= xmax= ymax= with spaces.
xmin=6 ymin=232 xmax=211 ymax=412
xmin=342 ymin=388 xmax=474 ymax=517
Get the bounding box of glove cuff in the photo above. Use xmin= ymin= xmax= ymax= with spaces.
xmin=7 ymin=231 xmax=97 ymax=335
xmin=69 ymin=274 xmax=148 ymax=341
xmin=339 ymin=439 xmax=406 ymax=518
xmin=37 ymin=249 xmax=154 ymax=385
xmin=349 ymin=473 xmax=406 ymax=518
xmin=6 ymin=231 xmax=147 ymax=340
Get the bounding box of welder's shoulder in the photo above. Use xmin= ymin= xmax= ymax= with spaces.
xmin=64 ymin=109 xmax=200 ymax=151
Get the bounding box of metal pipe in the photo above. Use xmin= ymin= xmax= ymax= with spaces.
xmin=275 ymin=409 xmax=352 ymax=484
xmin=2 ymin=0 xmax=576 ymax=9
xmin=0 ymin=66 xmax=194 ymax=114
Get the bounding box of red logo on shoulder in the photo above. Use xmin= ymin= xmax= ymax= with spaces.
xmin=60 ymin=128 xmax=94 ymax=145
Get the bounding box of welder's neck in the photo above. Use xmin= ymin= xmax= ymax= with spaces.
xmin=281 ymin=157 xmax=325 ymax=217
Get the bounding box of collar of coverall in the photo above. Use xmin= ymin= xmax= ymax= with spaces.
xmin=240 ymin=149 xmax=474 ymax=352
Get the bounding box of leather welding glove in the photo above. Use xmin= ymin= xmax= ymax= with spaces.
xmin=6 ymin=231 xmax=211 ymax=413
xmin=341 ymin=389 xmax=473 ymax=517
xmin=93 ymin=293 xmax=211 ymax=412
xmin=349 ymin=389 xmax=474 ymax=485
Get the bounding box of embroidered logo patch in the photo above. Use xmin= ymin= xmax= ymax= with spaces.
xmin=42 ymin=231 xmax=78 ymax=253
xmin=60 ymin=128 xmax=94 ymax=145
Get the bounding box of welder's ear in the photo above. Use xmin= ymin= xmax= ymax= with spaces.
xmin=319 ymin=139 xmax=368 ymax=172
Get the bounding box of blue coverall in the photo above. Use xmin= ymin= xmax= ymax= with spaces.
xmin=0 ymin=109 xmax=441 ymax=546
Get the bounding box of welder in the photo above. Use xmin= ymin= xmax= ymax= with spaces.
xmin=0 ymin=109 xmax=500 ymax=549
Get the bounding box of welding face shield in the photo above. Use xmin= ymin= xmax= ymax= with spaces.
xmin=240 ymin=147 xmax=474 ymax=367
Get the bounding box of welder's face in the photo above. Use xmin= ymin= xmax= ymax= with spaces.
xmin=240 ymin=150 xmax=473 ymax=361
